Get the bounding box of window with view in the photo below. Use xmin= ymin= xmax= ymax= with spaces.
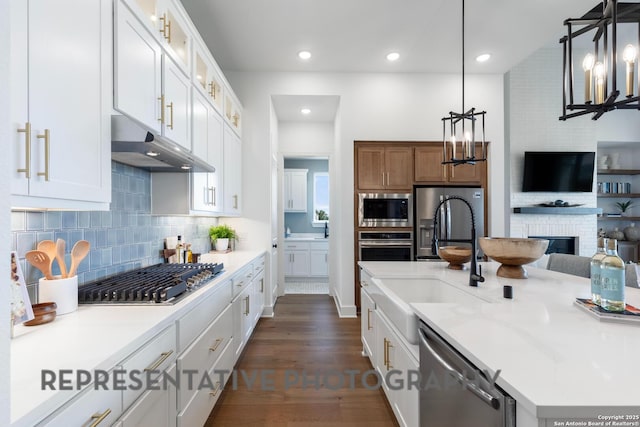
xmin=313 ymin=172 xmax=329 ymax=225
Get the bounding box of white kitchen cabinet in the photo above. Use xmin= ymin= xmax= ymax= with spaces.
xmin=284 ymin=241 xmax=311 ymax=277
xmin=252 ymin=268 xmax=266 ymax=326
xmin=232 ymin=282 xmax=253 ymax=359
xmin=309 ymin=241 xmax=329 ymax=277
xmin=10 ymin=0 xmax=111 ymax=209
xmin=193 ymin=38 xmax=224 ymax=114
xmin=114 ymin=364 xmax=177 ymax=427
xmin=114 ymin=0 xmax=162 ymax=133
xmin=375 ymin=310 xmax=419 ymax=427
xmin=191 ymin=88 xmax=223 ymax=212
xmin=156 ymin=0 xmax=191 ymax=74
xmin=223 ymin=87 xmax=242 ymax=137
xmin=223 ymin=124 xmax=242 ymax=215
xmin=360 ymin=287 xmax=376 ymax=360
xmin=114 ymin=0 xmax=190 ymax=152
xmin=284 ymin=169 xmax=308 ymax=212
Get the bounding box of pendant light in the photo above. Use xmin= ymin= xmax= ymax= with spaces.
xmin=441 ymin=0 xmax=487 ymax=166
xmin=559 ymin=0 xmax=640 ymax=121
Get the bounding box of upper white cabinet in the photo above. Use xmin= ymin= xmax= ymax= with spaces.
xmin=224 ymin=89 xmax=242 ymax=137
xmin=10 ymin=0 xmax=111 ymax=209
xmin=193 ymin=39 xmax=224 ymax=114
xmin=114 ymin=0 xmax=190 ymax=152
xmin=284 ymin=169 xmax=308 ymax=212
xmin=223 ymin=124 xmax=242 ymax=216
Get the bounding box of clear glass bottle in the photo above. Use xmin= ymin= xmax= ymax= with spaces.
xmin=589 ymin=237 xmax=607 ymax=305
xmin=600 ymin=239 xmax=625 ymax=312
xmin=176 ymin=235 xmax=184 ymax=264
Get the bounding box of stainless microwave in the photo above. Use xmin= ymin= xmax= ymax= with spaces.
xmin=358 ymin=193 xmax=413 ymax=227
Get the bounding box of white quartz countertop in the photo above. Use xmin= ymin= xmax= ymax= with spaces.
xmin=284 ymin=233 xmax=328 ymax=241
xmin=10 ymin=250 xmax=264 ymax=427
xmin=359 ymin=260 xmax=640 ymax=419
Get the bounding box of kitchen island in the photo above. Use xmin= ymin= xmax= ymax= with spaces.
xmin=359 ymin=260 xmax=640 ymax=427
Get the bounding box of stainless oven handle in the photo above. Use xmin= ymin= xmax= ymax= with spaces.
xmin=359 ymin=241 xmax=412 ymax=247
xmin=418 ymin=327 xmax=501 ymax=410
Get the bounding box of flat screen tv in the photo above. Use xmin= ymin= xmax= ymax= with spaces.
xmin=522 ymin=151 xmax=595 ymax=192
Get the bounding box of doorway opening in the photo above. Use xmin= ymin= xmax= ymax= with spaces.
xmin=283 ymin=156 xmax=330 ymax=295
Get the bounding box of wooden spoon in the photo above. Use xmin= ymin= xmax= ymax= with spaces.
xmin=56 ymin=238 xmax=67 ymax=278
xmin=37 ymin=240 xmax=56 ymax=275
xmin=25 ymin=250 xmax=54 ymax=280
xmin=68 ymin=240 xmax=90 ymax=278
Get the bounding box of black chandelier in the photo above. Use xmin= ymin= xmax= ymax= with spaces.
xmin=560 ymin=0 xmax=640 ymax=120
xmin=441 ymin=0 xmax=487 ymax=166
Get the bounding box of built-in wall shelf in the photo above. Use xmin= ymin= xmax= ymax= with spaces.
xmin=598 ymin=169 xmax=640 ymax=175
xmin=513 ymin=207 xmax=603 ymax=215
xmin=597 ymin=193 xmax=640 ymax=198
xmin=598 ymin=216 xmax=640 ymax=221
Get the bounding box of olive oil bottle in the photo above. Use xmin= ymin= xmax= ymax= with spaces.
xmin=589 ymin=237 xmax=607 ymax=305
xmin=600 ymin=239 xmax=625 ymax=312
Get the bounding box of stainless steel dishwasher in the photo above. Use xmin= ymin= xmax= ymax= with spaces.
xmin=418 ymin=321 xmax=516 ymax=427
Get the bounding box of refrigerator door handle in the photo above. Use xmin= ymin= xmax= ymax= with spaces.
xmin=446 ymin=199 xmax=452 ymax=240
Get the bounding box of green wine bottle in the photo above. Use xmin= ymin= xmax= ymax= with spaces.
xmin=600 ymin=239 xmax=625 ymax=312
xmin=589 ymin=237 xmax=607 ymax=306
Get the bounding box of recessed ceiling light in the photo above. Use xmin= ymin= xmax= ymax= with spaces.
xmin=174 ymin=146 xmax=181 ymax=152
xmin=181 ymin=165 xmax=192 ymax=170
xmin=146 ymin=150 xmax=159 ymax=157
xmin=386 ymin=52 xmax=400 ymax=62
xmin=301 ymin=108 xmax=311 ymax=115
xmin=476 ymin=53 xmax=491 ymax=63
xmin=298 ymin=51 xmax=312 ymax=60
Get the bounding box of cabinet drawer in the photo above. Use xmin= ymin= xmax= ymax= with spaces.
xmin=283 ymin=241 xmax=309 ymax=250
xmin=177 ymin=339 xmax=235 ymax=427
xmin=309 ymin=241 xmax=328 ymax=250
xmin=38 ymin=376 xmax=121 ymax=427
xmin=231 ymin=265 xmax=253 ymax=298
xmin=115 ymin=364 xmax=177 ymax=427
xmin=177 ymin=304 xmax=233 ymax=408
xmin=121 ymin=324 xmax=177 ymax=410
xmin=253 ymin=254 xmax=266 ymax=275
xmin=178 ymin=279 xmax=231 ymax=351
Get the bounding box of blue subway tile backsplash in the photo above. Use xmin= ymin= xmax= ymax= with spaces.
xmin=12 ymin=161 xmax=217 ymax=302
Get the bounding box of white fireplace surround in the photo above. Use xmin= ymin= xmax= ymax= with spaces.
xmin=511 ymin=214 xmax=597 ymax=256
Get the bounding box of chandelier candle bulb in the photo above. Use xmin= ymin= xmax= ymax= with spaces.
xmin=583 ymin=53 xmax=595 ymax=103
xmin=594 ymin=61 xmax=606 ymax=104
xmin=623 ymin=44 xmax=636 ymax=97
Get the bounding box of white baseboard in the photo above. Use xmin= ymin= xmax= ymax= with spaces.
xmin=333 ymin=293 xmax=357 ymax=318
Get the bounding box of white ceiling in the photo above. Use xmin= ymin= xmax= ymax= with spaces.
xmin=179 ymin=0 xmax=598 ymax=122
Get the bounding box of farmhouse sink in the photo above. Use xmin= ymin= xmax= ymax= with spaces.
xmin=370 ymin=277 xmax=490 ymax=345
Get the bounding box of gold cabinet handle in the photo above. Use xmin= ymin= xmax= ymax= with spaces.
xmin=383 ymin=338 xmax=388 ymax=367
xmin=209 ymin=381 xmax=221 ymax=397
xmin=244 ymin=295 xmax=250 ymax=316
xmin=209 ymin=81 xmax=218 ymax=99
xmin=232 ymin=113 xmax=239 ymax=128
xmin=89 ymin=408 xmax=111 ymax=427
xmin=209 ymin=338 xmax=223 ymax=352
xmin=159 ymin=14 xmax=171 ymax=43
xmin=144 ymin=350 xmax=174 ymax=372
xmin=367 ymin=308 xmax=372 ymax=331
xmin=36 ymin=129 xmax=50 ymax=181
xmin=166 ymin=102 xmax=174 ymax=129
xmin=384 ymin=338 xmax=394 ymax=370
xmin=16 ymin=122 xmax=31 ymax=178
xmin=381 ymin=172 xmax=385 ymax=186
xmin=158 ymin=95 xmax=165 ymax=124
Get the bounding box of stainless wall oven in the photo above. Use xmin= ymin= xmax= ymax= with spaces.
xmin=358 ymin=193 xmax=412 ymax=228
xmin=358 ymin=231 xmax=413 ymax=261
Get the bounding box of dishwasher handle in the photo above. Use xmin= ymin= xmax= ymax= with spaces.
xmin=419 ymin=327 xmax=501 ymax=410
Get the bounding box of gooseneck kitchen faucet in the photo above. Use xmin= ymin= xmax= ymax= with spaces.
xmin=432 ymin=196 xmax=484 ymax=287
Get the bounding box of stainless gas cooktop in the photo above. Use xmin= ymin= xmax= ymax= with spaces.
xmin=78 ymin=263 xmax=224 ymax=305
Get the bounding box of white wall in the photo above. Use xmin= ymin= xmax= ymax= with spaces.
xmin=227 ymin=71 xmax=506 ymax=315
xmin=1 ymin=0 xmax=12 ymax=422
xmin=279 ymin=121 xmax=334 ymax=154
xmin=506 ymin=46 xmax=640 ymax=256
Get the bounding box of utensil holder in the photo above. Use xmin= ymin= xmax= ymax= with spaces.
xmin=39 ymin=275 xmax=78 ymax=315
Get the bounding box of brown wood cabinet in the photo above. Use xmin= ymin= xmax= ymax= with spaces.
xmin=414 ymin=143 xmax=486 ymax=185
xmin=356 ymin=145 xmax=412 ymax=191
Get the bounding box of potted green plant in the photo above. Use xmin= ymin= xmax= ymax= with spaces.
xmin=209 ymin=224 xmax=237 ymax=251
xmin=616 ymin=200 xmax=634 ymax=216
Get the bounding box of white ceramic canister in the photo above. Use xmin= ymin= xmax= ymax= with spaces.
xmin=39 ymin=275 xmax=78 ymax=315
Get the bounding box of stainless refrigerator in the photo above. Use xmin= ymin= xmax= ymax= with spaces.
xmin=414 ymin=186 xmax=484 ymax=259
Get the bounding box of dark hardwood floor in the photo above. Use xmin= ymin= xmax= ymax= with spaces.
xmin=205 ymin=294 xmax=399 ymax=427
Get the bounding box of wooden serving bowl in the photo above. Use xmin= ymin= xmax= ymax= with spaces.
xmin=478 ymin=237 xmax=549 ymax=279
xmin=24 ymin=302 xmax=57 ymax=326
xmin=438 ymin=246 xmax=473 ymax=270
